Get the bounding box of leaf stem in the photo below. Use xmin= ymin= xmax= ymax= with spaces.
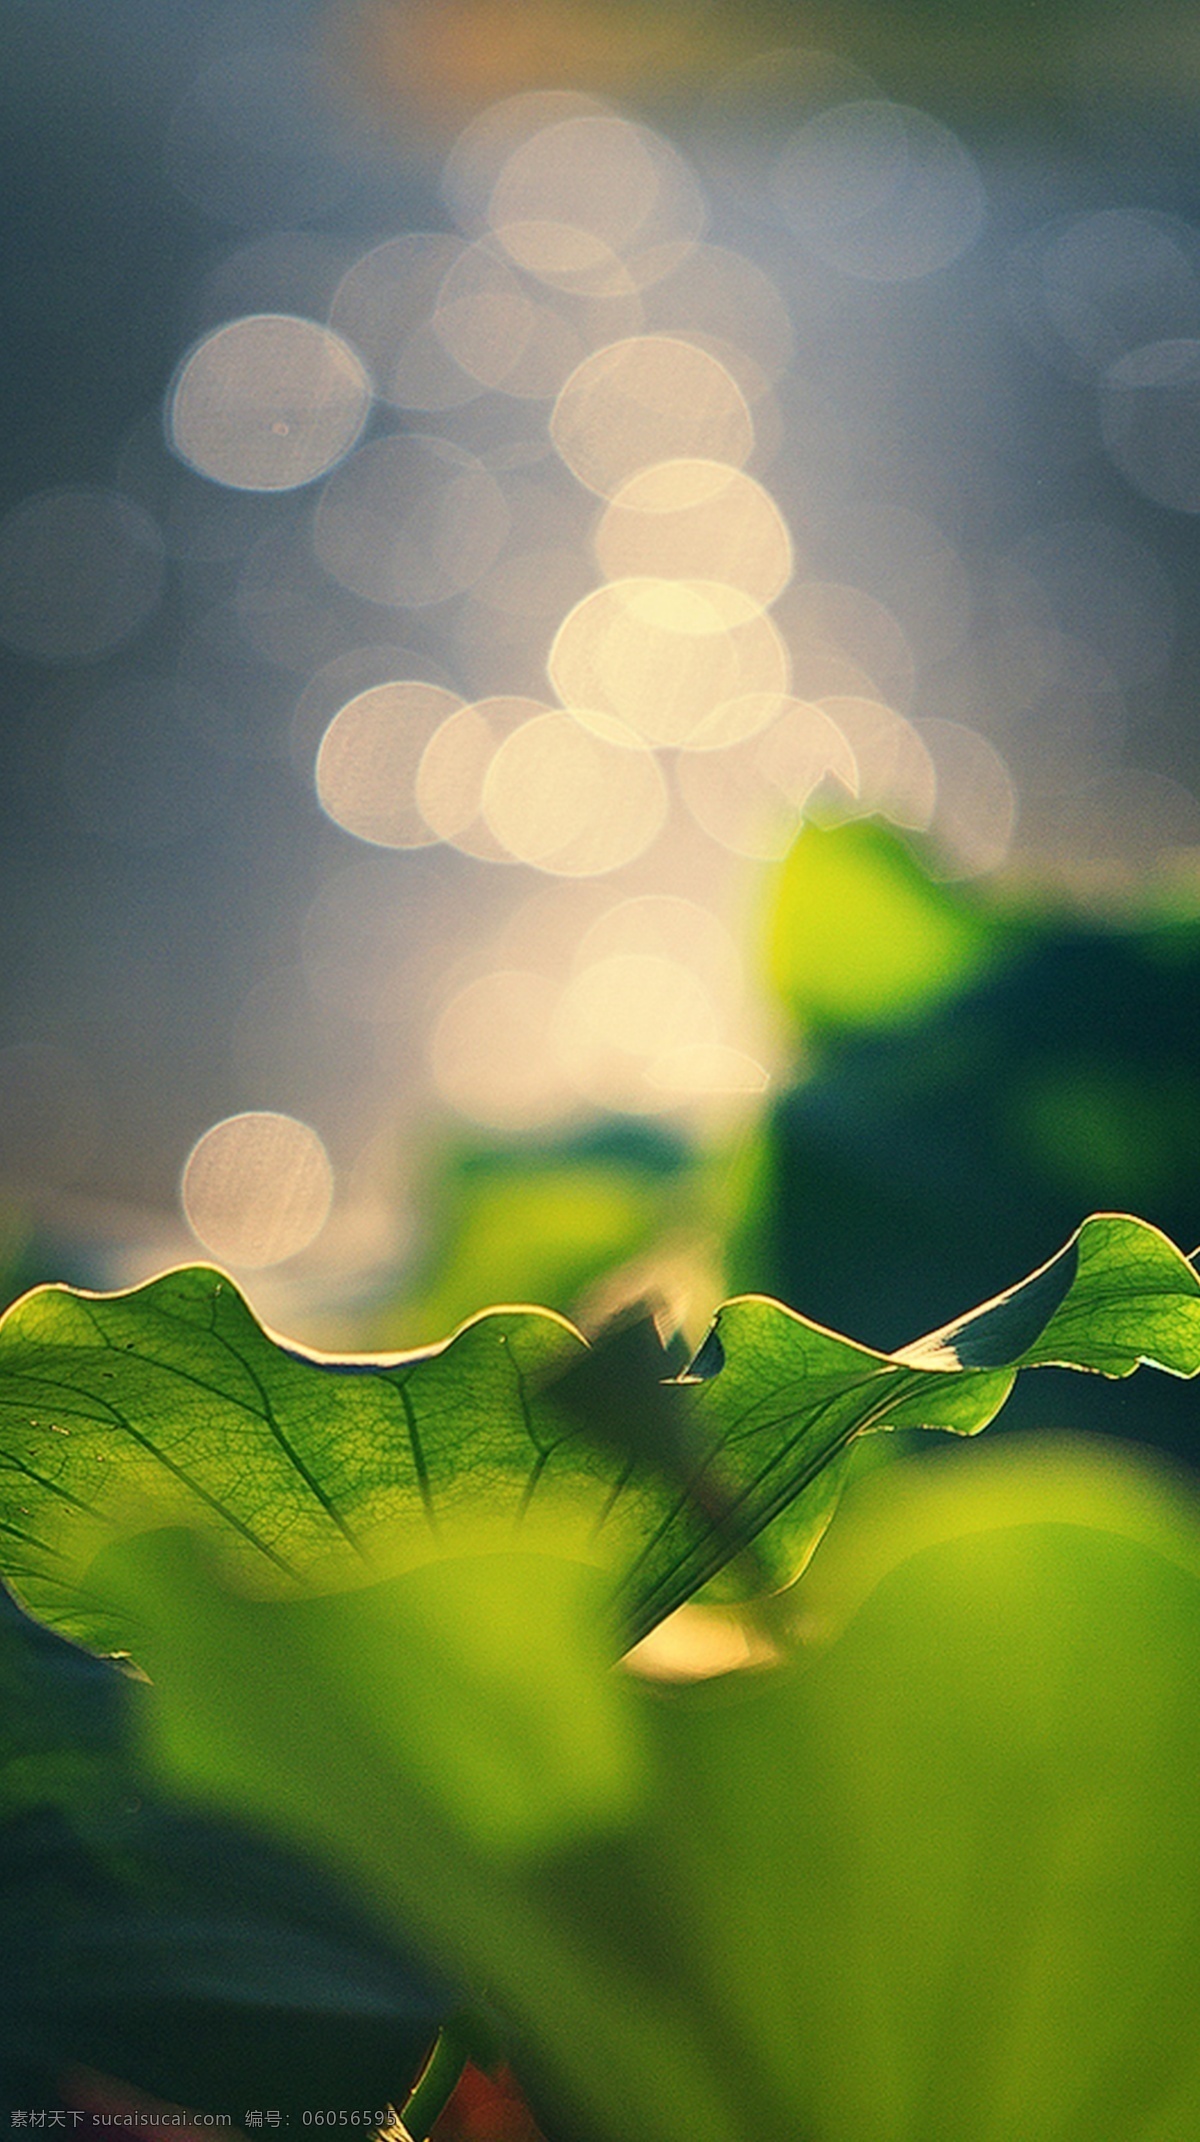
xmin=396 ymin=2012 xmax=486 ymax=2142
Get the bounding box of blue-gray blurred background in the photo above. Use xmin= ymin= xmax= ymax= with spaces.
xmin=4 ymin=0 xmax=1200 ymax=1345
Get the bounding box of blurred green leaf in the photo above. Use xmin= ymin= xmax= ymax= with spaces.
xmin=0 ymin=1582 xmax=451 ymax=2120
xmin=377 ymin=1133 xmax=692 ymax=1351
xmin=87 ymin=1535 xmax=731 ymax=2142
xmin=764 ymin=820 xmax=1005 ymax=1039
xmin=89 ymin=1444 xmax=1200 ymax=2142
xmin=598 ymin=1453 xmax=1200 ymax=2142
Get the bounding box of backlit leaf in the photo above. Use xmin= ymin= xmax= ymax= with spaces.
xmin=0 ymin=1214 xmax=1197 ymax=1655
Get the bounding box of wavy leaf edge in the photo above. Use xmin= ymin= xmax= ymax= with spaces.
xmin=1 ymin=1210 xmax=1198 ymax=1660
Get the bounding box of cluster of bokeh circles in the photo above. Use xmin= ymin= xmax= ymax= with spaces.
xmin=3 ymin=50 xmax=1199 ymax=1286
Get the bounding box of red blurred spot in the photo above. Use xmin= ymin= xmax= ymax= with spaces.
xmin=432 ymin=2063 xmax=545 ymax=2142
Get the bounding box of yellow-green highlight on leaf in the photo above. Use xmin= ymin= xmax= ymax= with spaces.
xmin=764 ymin=820 xmax=1003 ymax=1037
xmin=0 ymin=1213 xmax=1198 ymax=1658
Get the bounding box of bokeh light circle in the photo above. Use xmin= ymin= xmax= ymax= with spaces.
xmin=487 ymin=113 xmax=707 ymax=295
xmin=441 ymin=89 xmax=613 ymax=235
xmin=1008 ymin=210 xmax=1200 ymax=381
xmin=482 ymin=709 xmax=668 ymax=874
xmin=915 ymin=718 xmax=1018 ymax=878
xmin=773 ymin=101 xmax=985 ymax=281
xmin=640 ymin=243 xmax=796 ymax=400
xmin=316 ymin=681 xmax=464 ymax=847
xmin=1100 ymin=339 xmax=1200 ymax=513
xmin=677 ymin=698 xmax=858 ymax=858
xmin=551 ymin=337 xmax=755 ymax=497
xmin=330 ymin=233 xmax=484 ymax=411
xmin=170 ymin=313 xmax=371 ymax=491
xmin=817 ymin=695 xmax=937 ymax=828
xmin=553 ymin=951 xmax=721 ymax=1115
xmin=779 ymin=580 xmax=917 ymax=711
xmin=595 ymin=459 xmax=793 ymax=605
xmin=549 ymin=577 xmax=789 ymax=748
xmin=416 ymin=695 xmax=546 ymax=859
xmin=182 ymin=1110 xmax=334 ymax=1267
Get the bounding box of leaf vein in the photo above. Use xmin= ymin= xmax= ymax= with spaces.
xmin=101 ymin=1401 xmax=301 ymax=1579
xmin=393 ymin=1375 xmax=439 ymax=1535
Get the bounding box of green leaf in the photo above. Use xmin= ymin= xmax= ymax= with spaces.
xmin=0 ymin=1272 xmax=586 ymax=1647
xmin=85 ymin=1536 xmax=712 ymax=2139
xmin=592 ymin=1447 xmax=1200 ymax=2142
xmin=763 ymin=819 xmax=1005 ymax=1037
xmin=1 ymin=1215 xmax=1199 ymax=1657
xmin=614 ymin=1210 xmax=1200 ymax=1642
xmin=86 ymin=1442 xmax=1200 ymax=2142
xmin=896 ymin=1209 xmax=1200 ymax=1376
xmin=748 ymin=876 xmax=1200 ymax=1460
